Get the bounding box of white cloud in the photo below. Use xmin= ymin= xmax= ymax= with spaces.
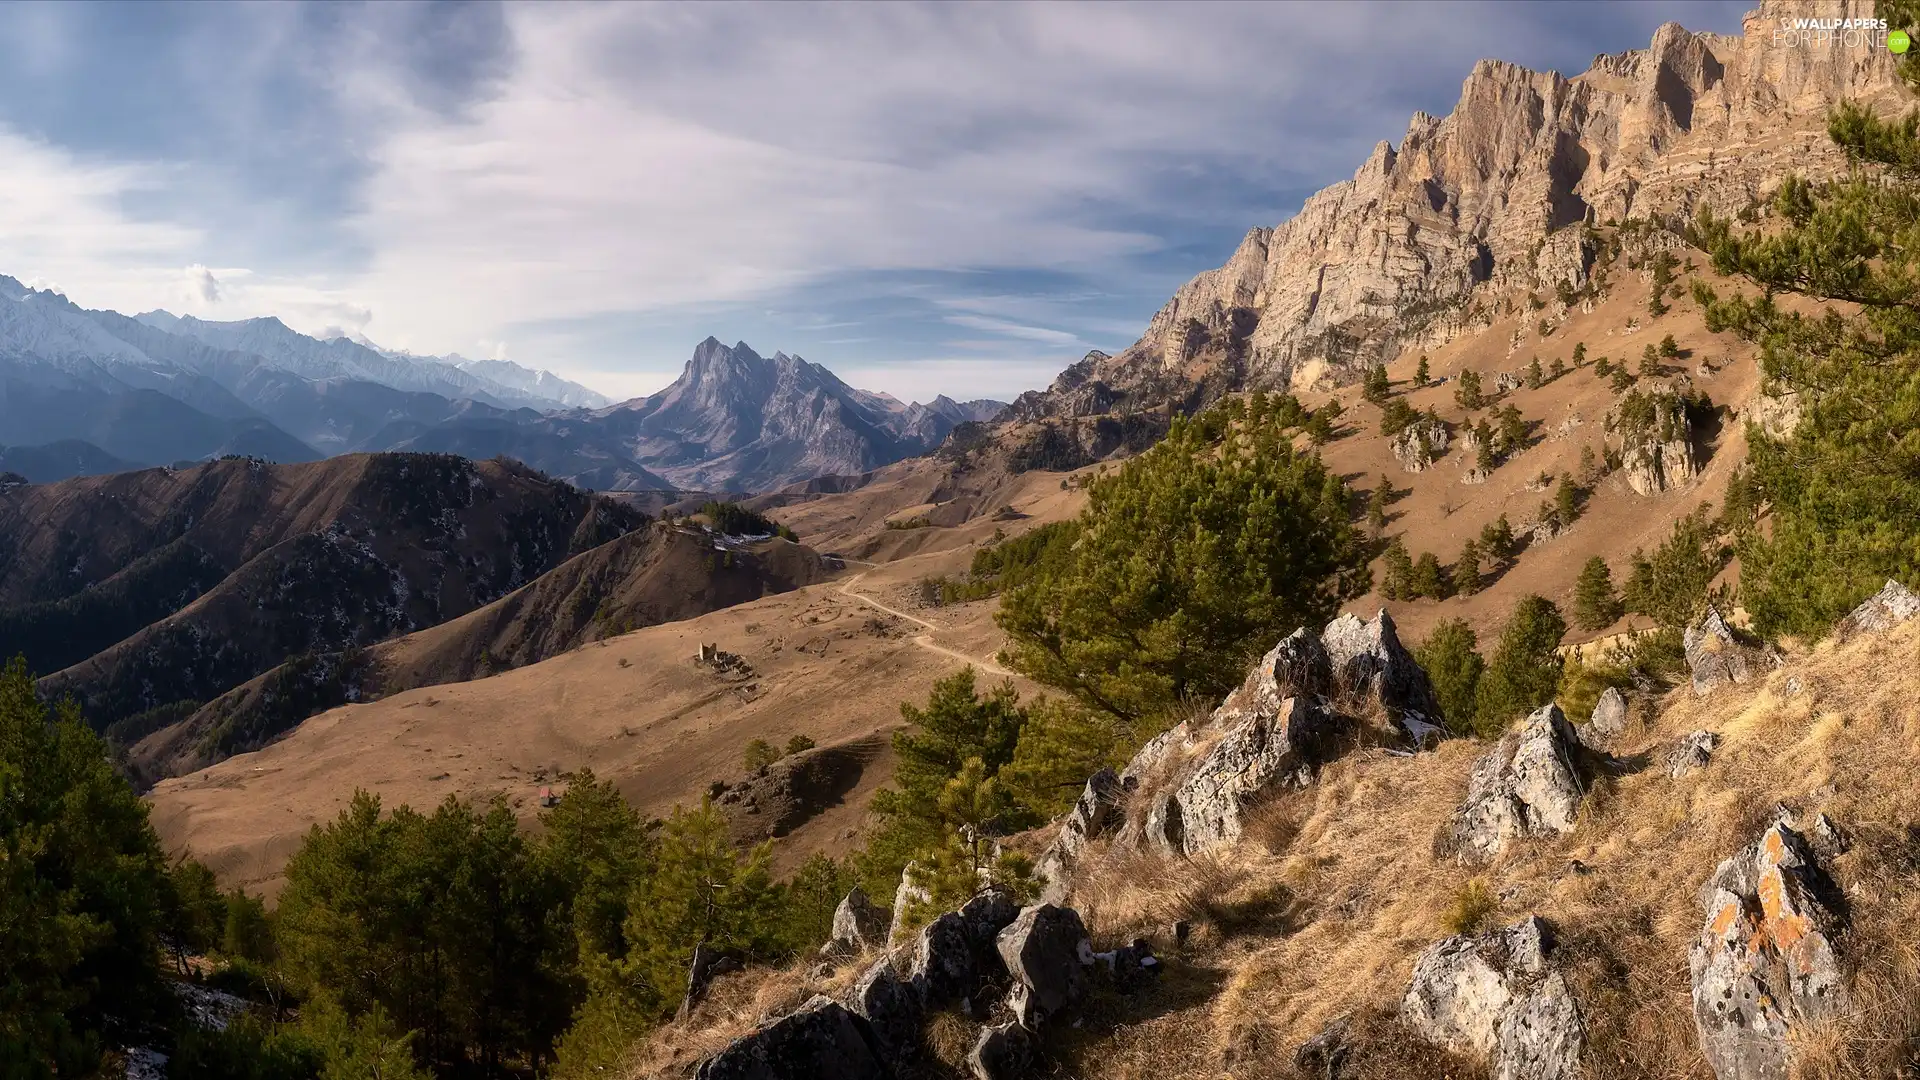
xmin=182 ymin=264 xmax=223 ymax=304
xmin=941 ymin=314 xmax=1084 ymax=347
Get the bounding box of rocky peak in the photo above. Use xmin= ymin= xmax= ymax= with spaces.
xmin=1010 ymin=1 xmax=1900 ymax=416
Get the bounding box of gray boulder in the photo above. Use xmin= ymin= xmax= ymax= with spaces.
xmin=996 ymin=904 xmax=1095 ymax=1029
xmin=1667 ymin=730 xmax=1720 ymax=779
xmin=1838 ymin=579 xmax=1920 ymax=636
xmin=848 ymin=957 xmax=922 ymax=1062
xmin=1034 ymin=768 xmax=1128 ymax=903
xmin=1684 ymin=607 xmax=1759 ymax=696
xmin=1578 ymin=687 xmax=1628 ymax=750
xmin=967 ymin=1022 xmax=1034 ymax=1080
xmin=1163 ymin=694 xmax=1339 ymax=854
xmin=694 ymin=996 xmax=891 ymax=1080
xmin=1443 ymin=705 xmax=1587 ymax=861
xmin=909 ymin=887 xmax=1019 ymax=1011
xmin=824 ymin=887 xmax=889 ymax=955
xmin=1403 ymin=916 xmax=1584 ymax=1080
xmin=1320 ymin=609 xmax=1443 ymax=729
xmin=679 ymin=942 xmax=743 ymax=1021
xmin=1690 ymin=816 xmax=1846 ymax=1080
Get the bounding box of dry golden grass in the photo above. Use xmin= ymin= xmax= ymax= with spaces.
xmin=622 ymin=952 xmax=873 ymax=1078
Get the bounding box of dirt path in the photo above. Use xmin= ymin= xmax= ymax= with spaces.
xmin=836 ymin=565 xmax=1017 ymax=677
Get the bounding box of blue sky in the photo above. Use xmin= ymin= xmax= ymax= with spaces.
xmin=0 ymin=0 xmax=1749 ymax=403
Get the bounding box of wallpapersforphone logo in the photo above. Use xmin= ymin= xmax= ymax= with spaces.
xmin=1772 ymin=15 xmax=1907 ymax=51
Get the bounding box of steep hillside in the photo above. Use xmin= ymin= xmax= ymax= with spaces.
xmin=132 ymin=524 xmax=835 ymax=783
xmin=0 ymin=454 xmax=647 ymax=742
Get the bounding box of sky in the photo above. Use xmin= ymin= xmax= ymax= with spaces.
xmin=0 ymin=0 xmax=1751 ymax=405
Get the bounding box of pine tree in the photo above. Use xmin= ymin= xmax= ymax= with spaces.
xmin=1610 ymin=365 xmax=1635 ymax=392
xmin=1474 ymin=421 xmax=1496 ymax=470
xmin=1411 ymin=551 xmax=1446 ymax=600
xmin=1648 ymin=250 xmax=1675 ymax=317
xmin=1415 ymin=619 xmax=1484 ymax=736
xmin=1621 ymin=509 xmax=1723 ymax=629
xmin=1455 ymin=370 xmax=1485 ymax=410
xmin=1367 ymin=475 xmax=1390 ymax=533
xmin=1497 ymin=404 xmax=1528 ymax=456
xmin=1640 ymin=343 xmax=1661 ymax=377
xmin=1381 ymin=538 xmax=1415 ymax=601
xmin=1454 ymin=538 xmax=1483 ymax=596
xmin=1593 ymin=356 xmax=1613 ymax=377
xmin=1305 ymin=409 xmax=1334 ymax=444
xmin=1526 ymin=356 xmax=1544 ymax=389
xmin=1415 ymin=355 xmax=1431 ymax=386
xmin=1572 ymin=341 xmax=1587 ymax=366
xmin=1579 ymin=444 xmax=1598 ymax=479
xmin=1553 ymin=474 xmax=1579 ymax=526
xmin=1480 ymin=514 xmax=1515 ymax=562
xmin=1689 ymin=99 xmax=1920 ymax=636
xmin=1551 ymin=356 xmax=1566 ymax=380
xmin=1474 ymin=595 xmax=1568 ymax=734
xmin=998 ymin=401 xmax=1369 ymax=724
xmin=1660 ymin=333 xmax=1680 ymax=359
xmin=1574 ymin=556 xmax=1623 ymax=631
xmin=1363 ymin=364 xmax=1391 ymax=404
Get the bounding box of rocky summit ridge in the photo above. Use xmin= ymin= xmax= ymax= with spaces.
xmin=1011 ymin=0 xmax=1903 ymax=422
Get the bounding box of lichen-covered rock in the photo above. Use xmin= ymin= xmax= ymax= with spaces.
xmin=1403 ymin=916 xmax=1584 ymax=1080
xmin=1667 ymin=730 xmax=1721 ymax=779
xmin=909 ymin=887 xmax=1019 ymax=1010
xmin=848 ymin=958 xmax=922 ymax=1063
xmin=1578 ymin=687 xmax=1628 ymax=751
xmin=1838 ymin=579 xmax=1920 ymax=637
xmin=997 ymin=904 xmax=1095 ymax=1029
xmin=1035 ymin=768 xmax=1129 ymax=902
xmin=1320 ymin=609 xmax=1443 ymax=733
xmin=694 ymin=996 xmax=890 ymax=1080
xmin=1164 ymin=694 xmax=1339 ymax=854
xmin=824 ymin=887 xmax=889 ymax=955
xmin=1685 ymin=608 xmax=1760 ymax=696
xmin=967 ymin=1022 xmax=1034 ymax=1080
xmin=1444 ymin=705 xmax=1586 ymax=861
xmin=1690 ymin=816 xmax=1847 ymax=1080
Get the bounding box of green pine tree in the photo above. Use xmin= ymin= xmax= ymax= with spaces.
xmin=1453 ymin=538 xmax=1483 ymax=597
xmin=1526 ymin=356 xmax=1544 ymax=389
xmin=1415 ymin=619 xmax=1485 ymax=736
xmin=1411 ymin=552 xmax=1446 ymax=600
xmin=1474 ymin=595 xmax=1568 ymax=734
xmin=1415 ymin=355 xmax=1431 ymax=386
xmin=1363 ymin=364 xmax=1391 ymax=404
xmin=1381 ymin=539 xmax=1415 ymax=601
xmin=1553 ymin=474 xmax=1579 ymax=526
xmin=1574 ymin=557 xmax=1623 ymax=631
xmin=1455 ymin=370 xmax=1485 ymax=410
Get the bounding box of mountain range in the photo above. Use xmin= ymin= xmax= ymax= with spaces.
xmin=0 ymin=278 xmax=1005 ymax=493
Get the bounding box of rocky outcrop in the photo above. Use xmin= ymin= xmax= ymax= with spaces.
xmin=1608 ymin=389 xmax=1698 ymax=496
xmin=1391 ymin=417 xmax=1451 ymax=473
xmin=824 ymin=887 xmax=889 ymax=956
xmin=849 ymin=957 xmax=923 ymax=1063
xmin=679 ymin=943 xmax=743 ymax=1021
xmin=967 ymin=1022 xmax=1034 ymax=1080
xmin=1577 ymin=687 xmax=1629 ymax=750
xmin=1035 ymin=769 xmax=1129 ymax=902
xmin=911 ymin=888 xmax=1020 ymax=1011
xmin=1838 ymin=579 xmax=1920 ymax=637
xmin=1691 ymin=814 xmax=1847 ymax=1080
xmin=1003 ymin=2 xmax=1899 ymax=416
xmin=1747 ymin=389 xmax=1803 ymax=440
xmin=1403 ymin=916 xmax=1585 ymax=1080
xmin=890 ymin=863 xmax=932 ymax=943
xmin=1320 ymin=610 xmax=1444 ymax=737
xmin=997 ymin=904 xmax=1096 ymax=1029
xmin=1443 ymin=705 xmax=1587 ymax=861
xmin=693 ymin=996 xmax=890 ymax=1080
xmin=1150 ymin=695 xmax=1339 ymax=855
xmin=1684 ymin=607 xmax=1762 ymax=696
xmin=1668 ymin=730 xmax=1721 ymax=779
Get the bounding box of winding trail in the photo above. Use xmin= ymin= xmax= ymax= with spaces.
xmin=834 ymin=562 xmax=1018 ymax=678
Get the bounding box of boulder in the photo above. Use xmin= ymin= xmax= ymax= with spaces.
xmin=694 ymin=996 xmax=891 ymax=1080
xmin=1035 ymin=768 xmax=1129 ymax=902
xmin=996 ymin=904 xmax=1095 ymax=1028
xmin=848 ymin=957 xmax=923 ymax=1062
xmin=1443 ymin=705 xmax=1586 ymax=861
xmin=1165 ymin=694 xmax=1339 ymax=853
xmin=1293 ymin=1017 xmax=1351 ymax=1080
xmin=1403 ymin=916 xmax=1584 ymax=1080
xmin=1391 ymin=417 xmax=1451 ymax=473
xmin=1577 ymin=688 xmax=1628 ymax=750
xmin=890 ymin=863 xmax=932 ymax=943
xmin=1609 ymin=390 xmax=1697 ymax=496
xmin=1494 ymin=371 xmax=1524 ymax=394
xmin=1838 ymin=579 xmax=1920 ymax=637
xmin=1462 ymin=465 xmax=1492 ymax=486
xmin=1690 ymin=816 xmax=1847 ymax=1080
xmin=824 ymin=887 xmax=889 ymax=955
xmin=910 ymin=887 xmax=1019 ymax=1011
xmin=1320 ymin=609 xmax=1444 ymax=734
xmin=1684 ymin=608 xmax=1760 ymax=696
xmin=1667 ymin=730 xmax=1720 ymax=778
xmin=967 ymin=1022 xmax=1034 ymax=1080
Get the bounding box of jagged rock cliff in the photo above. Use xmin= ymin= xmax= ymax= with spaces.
xmin=1012 ymin=0 xmax=1901 ymax=419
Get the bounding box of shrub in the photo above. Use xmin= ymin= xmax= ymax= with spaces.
xmin=1443 ymin=878 xmax=1498 ymax=936
xmin=701 ymin=501 xmax=797 ymax=541
xmin=743 ymin=737 xmax=780 ymax=770
xmin=785 ymin=734 xmax=817 ymax=756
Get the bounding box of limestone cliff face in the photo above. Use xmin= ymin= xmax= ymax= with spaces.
xmin=1018 ymin=0 xmax=1902 ymax=418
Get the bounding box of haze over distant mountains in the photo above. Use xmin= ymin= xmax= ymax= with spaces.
xmin=0 ymin=277 xmax=1005 ymax=492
